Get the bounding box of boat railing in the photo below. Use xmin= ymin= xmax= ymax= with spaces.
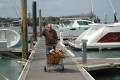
xmin=69 ymin=33 xmax=76 ymax=42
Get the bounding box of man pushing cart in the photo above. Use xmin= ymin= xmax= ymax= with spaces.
xmin=40 ymin=23 xmax=64 ymax=72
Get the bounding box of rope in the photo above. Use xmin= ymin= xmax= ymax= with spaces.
xmin=10 ymin=0 xmax=19 ymax=19
xmin=10 ymin=0 xmax=21 ymax=33
xmin=108 ymin=0 xmax=116 ymax=14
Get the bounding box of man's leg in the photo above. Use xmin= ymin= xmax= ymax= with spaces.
xmin=46 ymin=47 xmax=52 ymax=55
xmin=46 ymin=47 xmax=52 ymax=64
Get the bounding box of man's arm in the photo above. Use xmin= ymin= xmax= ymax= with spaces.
xmin=54 ymin=30 xmax=58 ymax=44
xmin=40 ymin=29 xmax=46 ymax=37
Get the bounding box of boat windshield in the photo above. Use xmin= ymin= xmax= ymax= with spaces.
xmin=62 ymin=21 xmax=71 ymax=25
xmin=77 ymin=21 xmax=92 ymax=25
xmin=69 ymin=21 xmax=74 ymax=26
xmin=87 ymin=28 xmax=98 ymax=35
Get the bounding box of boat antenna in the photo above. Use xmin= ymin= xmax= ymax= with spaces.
xmin=91 ymin=0 xmax=94 ymax=14
xmin=90 ymin=0 xmax=94 ymax=22
xmin=108 ymin=0 xmax=118 ymax=22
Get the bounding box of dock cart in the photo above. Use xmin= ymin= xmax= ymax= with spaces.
xmin=44 ymin=49 xmax=65 ymax=72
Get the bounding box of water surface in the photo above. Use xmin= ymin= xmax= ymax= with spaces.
xmin=0 ymin=52 xmax=23 ymax=80
xmin=67 ymin=46 xmax=120 ymax=80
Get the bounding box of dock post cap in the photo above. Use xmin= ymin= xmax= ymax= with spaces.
xmin=81 ymin=39 xmax=88 ymax=42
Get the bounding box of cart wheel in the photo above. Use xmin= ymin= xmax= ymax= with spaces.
xmin=61 ymin=66 xmax=64 ymax=71
xmin=44 ymin=66 xmax=47 ymax=72
xmin=49 ymin=69 xmax=51 ymax=73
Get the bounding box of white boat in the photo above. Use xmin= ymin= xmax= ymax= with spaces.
xmin=0 ymin=29 xmax=21 ymax=50
xmin=56 ymin=19 xmax=94 ymax=39
xmin=68 ymin=22 xmax=120 ymax=49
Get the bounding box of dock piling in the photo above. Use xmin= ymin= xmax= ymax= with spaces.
xmin=30 ymin=36 xmax=33 ymax=49
xmin=39 ymin=9 xmax=42 ymax=33
xmin=60 ymin=32 xmax=63 ymax=43
xmin=32 ymin=1 xmax=37 ymax=41
xmin=21 ymin=0 xmax=28 ymax=59
xmin=81 ymin=39 xmax=88 ymax=64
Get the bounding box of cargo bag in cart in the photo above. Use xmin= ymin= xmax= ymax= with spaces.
xmin=44 ymin=48 xmax=65 ymax=72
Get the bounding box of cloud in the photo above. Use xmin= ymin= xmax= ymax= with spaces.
xmin=0 ymin=0 xmax=119 ymax=22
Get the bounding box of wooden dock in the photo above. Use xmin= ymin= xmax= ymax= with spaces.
xmin=77 ymin=58 xmax=120 ymax=71
xmin=18 ymin=37 xmax=120 ymax=80
xmin=18 ymin=37 xmax=94 ymax=80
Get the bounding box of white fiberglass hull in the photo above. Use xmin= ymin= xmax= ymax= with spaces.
xmin=68 ymin=23 xmax=120 ymax=49
xmin=0 ymin=29 xmax=20 ymax=48
xmin=69 ymin=42 xmax=120 ymax=49
xmin=56 ymin=20 xmax=94 ymax=39
xmin=56 ymin=26 xmax=88 ymax=39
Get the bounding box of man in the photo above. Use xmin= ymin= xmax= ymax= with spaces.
xmin=40 ymin=23 xmax=58 ymax=54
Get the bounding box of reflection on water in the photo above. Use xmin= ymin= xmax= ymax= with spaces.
xmin=0 ymin=52 xmax=23 ymax=80
xmin=89 ymin=69 xmax=120 ymax=80
xmin=0 ymin=26 xmax=35 ymax=79
xmin=66 ymin=46 xmax=120 ymax=58
xmin=67 ymin=46 xmax=120 ymax=80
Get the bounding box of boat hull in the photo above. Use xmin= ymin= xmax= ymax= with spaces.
xmin=56 ymin=26 xmax=88 ymax=39
xmin=0 ymin=29 xmax=21 ymax=48
xmin=56 ymin=20 xmax=94 ymax=39
xmin=68 ymin=23 xmax=120 ymax=49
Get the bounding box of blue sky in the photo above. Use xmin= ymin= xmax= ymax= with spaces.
xmin=0 ymin=0 xmax=120 ymax=22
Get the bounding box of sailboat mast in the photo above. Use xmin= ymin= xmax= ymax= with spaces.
xmin=90 ymin=0 xmax=94 ymax=21
xmin=108 ymin=0 xmax=118 ymax=22
xmin=109 ymin=0 xmax=115 ymax=13
xmin=91 ymin=0 xmax=94 ymax=13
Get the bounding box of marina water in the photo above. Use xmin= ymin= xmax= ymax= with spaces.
xmin=0 ymin=53 xmax=23 ymax=80
xmin=0 ymin=26 xmax=120 ymax=80
xmin=67 ymin=46 xmax=120 ymax=80
xmin=0 ymin=26 xmax=33 ymax=80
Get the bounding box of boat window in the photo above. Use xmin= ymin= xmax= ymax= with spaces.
xmin=70 ymin=28 xmax=76 ymax=30
xmin=62 ymin=21 xmax=71 ymax=25
xmin=77 ymin=21 xmax=83 ymax=25
xmin=83 ymin=21 xmax=92 ymax=25
xmin=77 ymin=21 xmax=92 ymax=25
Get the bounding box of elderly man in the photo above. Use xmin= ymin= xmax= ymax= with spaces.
xmin=40 ymin=23 xmax=58 ymax=54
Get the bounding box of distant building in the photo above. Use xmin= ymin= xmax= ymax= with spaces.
xmin=11 ymin=20 xmax=21 ymax=27
xmin=62 ymin=12 xmax=101 ymax=23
